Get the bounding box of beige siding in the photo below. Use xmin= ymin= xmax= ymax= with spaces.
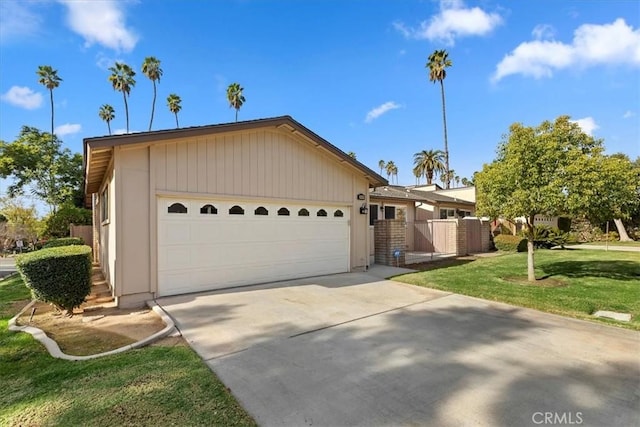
xmin=97 ymin=165 xmax=116 ymax=294
xmin=152 ymin=129 xmax=354 ymax=203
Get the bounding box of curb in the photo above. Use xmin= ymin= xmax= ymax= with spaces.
xmin=8 ymin=300 xmax=178 ymax=361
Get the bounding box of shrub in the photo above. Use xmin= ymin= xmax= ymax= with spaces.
xmin=43 ymin=237 xmax=84 ymax=249
xmin=16 ymin=245 xmax=92 ymax=315
xmin=494 ymin=234 xmax=527 ymax=252
xmin=557 ymin=216 xmax=572 ymax=233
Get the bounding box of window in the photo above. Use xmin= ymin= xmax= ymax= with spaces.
xmin=439 ymin=208 xmax=455 ymax=219
xmin=101 ymin=187 xmax=109 ymax=222
xmin=298 ymin=208 xmax=309 ymax=217
xmin=334 ymin=209 xmax=344 ymax=217
xmin=254 ymin=206 xmax=268 ymax=216
xmin=384 ymin=206 xmax=395 ymax=219
xmin=317 ymin=209 xmax=327 ymax=217
xmin=369 ymin=204 xmax=378 ymax=226
xmin=168 ymin=202 xmax=187 ymax=214
xmin=278 ymin=207 xmax=290 ymax=216
xmin=459 ymin=210 xmax=472 ymax=218
xmin=229 ymin=205 xmax=244 ymax=215
xmin=200 ymin=204 xmax=217 ymax=214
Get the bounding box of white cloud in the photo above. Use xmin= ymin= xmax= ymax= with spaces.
xmin=0 ymin=1 xmax=42 ymax=41
xmin=113 ymin=128 xmax=129 ymax=135
xmin=622 ymin=110 xmax=635 ymax=119
xmin=59 ymin=0 xmax=138 ymax=52
xmin=394 ymin=0 xmax=502 ymax=45
xmin=54 ymin=123 xmax=82 ymax=137
xmin=493 ymin=18 xmax=640 ymax=82
xmin=1 ymin=86 xmax=43 ymax=110
xmin=532 ymin=24 xmax=556 ymax=40
xmin=571 ymin=117 xmax=599 ymax=136
xmin=95 ymin=52 xmax=122 ymax=70
xmin=365 ymin=101 xmax=401 ymax=123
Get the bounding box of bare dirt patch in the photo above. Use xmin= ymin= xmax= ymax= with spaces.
xmin=15 ymin=301 xmax=183 ymax=356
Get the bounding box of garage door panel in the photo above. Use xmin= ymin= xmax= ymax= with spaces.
xmin=158 ymin=198 xmax=351 ymax=296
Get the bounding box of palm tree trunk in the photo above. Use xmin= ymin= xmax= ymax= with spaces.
xmin=440 ymin=80 xmax=450 ymax=189
xmin=235 ymin=108 xmax=238 ymax=122
xmin=427 ymin=170 xmax=433 ymax=185
xmin=175 ymin=113 xmax=179 ymax=129
xmin=149 ymin=81 xmax=156 ymax=131
xmin=123 ymin=92 xmax=129 ymax=133
xmin=49 ymin=88 xmax=54 ymax=139
xmin=107 ymin=121 xmax=112 ymax=135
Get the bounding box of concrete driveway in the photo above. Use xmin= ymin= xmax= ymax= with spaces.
xmin=157 ymin=267 xmax=639 ymax=427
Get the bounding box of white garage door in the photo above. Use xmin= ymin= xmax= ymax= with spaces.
xmin=157 ymin=198 xmax=350 ymax=296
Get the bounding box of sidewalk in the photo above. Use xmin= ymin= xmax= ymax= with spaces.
xmin=565 ymin=244 xmax=640 ymax=252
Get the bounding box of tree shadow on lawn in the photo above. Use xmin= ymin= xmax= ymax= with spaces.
xmin=540 ymin=260 xmax=640 ymax=281
xmin=407 ymin=256 xmax=477 ymax=272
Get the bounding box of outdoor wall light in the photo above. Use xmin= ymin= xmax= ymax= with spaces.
xmin=359 ymin=203 xmax=368 ymax=215
xmin=357 ymin=193 xmax=365 ymax=200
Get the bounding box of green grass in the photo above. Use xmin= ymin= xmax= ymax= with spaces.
xmin=0 ymin=275 xmax=256 ymax=427
xmin=581 ymin=241 xmax=640 ymax=247
xmin=395 ymin=250 xmax=640 ymax=330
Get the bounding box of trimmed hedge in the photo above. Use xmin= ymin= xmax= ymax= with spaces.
xmin=43 ymin=237 xmax=84 ymax=249
xmin=494 ymin=234 xmax=528 ymax=252
xmin=16 ymin=245 xmax=92 ymax=314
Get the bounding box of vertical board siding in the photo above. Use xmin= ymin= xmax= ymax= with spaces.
xmin=153 ymin=129 xmax=356 ymax=203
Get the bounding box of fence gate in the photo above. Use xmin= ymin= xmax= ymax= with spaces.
xmin=465 ymin=218 xmax=483 ymax=253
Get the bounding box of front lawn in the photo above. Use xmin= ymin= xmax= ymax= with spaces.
xmin=0 ymin=274 xmax=256 ymax=426
xmin=395 ymin=250 xmax=640 ymax=330
xmin=582 ymin=241 xmax=640 ymax=247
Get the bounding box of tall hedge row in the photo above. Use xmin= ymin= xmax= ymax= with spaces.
xmin=16 ymin=245 xmax=92 ymax=315
xmin=493 ymin=234 xmax=528 ymax=252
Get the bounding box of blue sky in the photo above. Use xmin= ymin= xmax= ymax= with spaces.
xmin=1 ymin=0 xmax=639 ymax=194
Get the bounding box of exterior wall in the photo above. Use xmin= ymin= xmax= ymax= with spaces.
xmin=435 ymin=187 xmax=476 ymax=203
xmin=97 ymin=165 xmax=116 ymax=295
xmin=107 ymin=128 xmax=371 ymax=304
xmin=369 ymin=198 xmax=415 ymax=250
xmin=374 ymin=219 xmax=406 ymax=266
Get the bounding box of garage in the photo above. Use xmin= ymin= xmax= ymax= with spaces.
xmin=157 ymin=198 xmax=350 ymax=296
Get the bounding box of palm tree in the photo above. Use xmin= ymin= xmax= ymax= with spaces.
xmin=385 ymin=161 xmax=396 ymax=183
xmin=167 ymin=94 xmax=182 ymax=128
xmin=347 ymin=151 xmax=357 ymax=159
xmin=98 ymin=104 xmax=115 ymax=135
xmin=412 ymin=165 xmax=421 ymax=185
xmin=378 ymin=160 xmax=386 ymax=175
xmin=108 ymin=62 xmax=136 ymax=133
xmin=413 ymin=149 xmax=445 ymax=185
xmin=426 ymin=49 xmax=452 ymax=188
xmin=455 ymin=175 xmax=460 ymax=187
xmin=226 ymin=83 xmax=245 ymax=122
xmin=392 ymin=165 xmax=398 ymax=184
xmin=461 ymin=177 xmax=470 ymax=187
xmin=36 ymin=65 xmax=62 ymax=140
xmin=141 ymin=56 xmax=163 ymax=131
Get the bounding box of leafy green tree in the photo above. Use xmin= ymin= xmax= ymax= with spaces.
xmin=461 ymin=177 xmax=470 ymax=187
xmin=43 ymin=203 xmax=93 ymax=238
xmin=141 ymin=56 xmax=163 ymax=131
xmin=0 ymin=127 xmax=83 ymax=213
xmin=167 ymin=93 xmax=182 ymax=128
xmin=108 ymin=62 xmax=136 ymax=133
xmin=426 ymin=50 xmax=452 ymax=188
xmin=347 ymin=151 xmax=357 ymax=159
xmin=378 ymin=160 xmax=386 ymax=176
xmin=413 ymin=149 xmax=445 ymax=185
xmin=0 ymin=197 xmax=42 ymax=251
xmin=226 ymin=82 xmax=245 ymax=122
xmin=36 ymin=65 xmax=62 ymax=141
xmin=475 ymin=116 xmax=638 ymax=281
xmin=98 ymin=104 xmax=115 ymax=135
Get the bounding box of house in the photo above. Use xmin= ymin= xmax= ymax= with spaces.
xmin=83 ymin=116 xmax=387 ymax=307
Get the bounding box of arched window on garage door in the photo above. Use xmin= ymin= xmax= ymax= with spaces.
xmin=317 ymin=209 xmax=327 ymax=217
xmin=254 ymin=206 xmax=269 ymax=216
xmin=229 ymin=205 xmax=245 ymax=215
xmin=298 ymin=208 xmax=309 ymax=217
xmin=278 ymin=207 xmax=290 ymax=216
xmin=334 ymin=209 xmax=344 ymax=217
xmin=168 ymin=202 xmax=187 ymax=214
xmin=200 ymin=204 xmax=218 ymax=214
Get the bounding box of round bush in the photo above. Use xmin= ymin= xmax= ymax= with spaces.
xmin=494 ymin=234 xmax=528 ymax=252
xmin=16 ymin=245 xmax=92 ymax=314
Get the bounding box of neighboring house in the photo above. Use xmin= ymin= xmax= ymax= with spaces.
xmin=84 ymin=116 xmax=386 ymax=307
xmin=368 ymin=185 xmax=477 ymax=260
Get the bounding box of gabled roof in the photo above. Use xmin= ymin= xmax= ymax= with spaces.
xmin=83 ymin=116 xmax=388 ymax=205
xmin=370 ymin=185 xmax=475 ymax=206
